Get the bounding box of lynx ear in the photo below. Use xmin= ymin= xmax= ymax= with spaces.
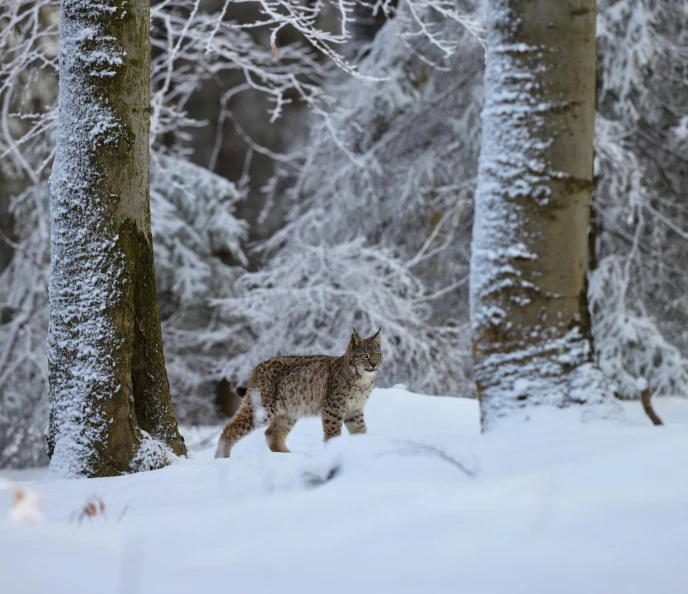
xmin=371 ymin=327 xmax=382 ymax=343
xmin=350 ymin=329 xmax=362 ymax=347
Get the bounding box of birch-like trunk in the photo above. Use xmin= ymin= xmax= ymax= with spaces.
xmin=47 ymin=0 xmax=186 ymax=477
xmin=470 ymin=0 xmax=621 ymax=429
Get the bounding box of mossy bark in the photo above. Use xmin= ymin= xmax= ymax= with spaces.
xmin=47 ymin=0 xmax=185 ymax=477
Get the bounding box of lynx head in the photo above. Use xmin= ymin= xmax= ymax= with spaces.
xmin=347 ymin=328 xmax=383 ymax=374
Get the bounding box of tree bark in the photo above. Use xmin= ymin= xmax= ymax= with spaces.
xmin=470 ymin=0 xmax=620 ymax=429
xmin=47 ymin=0 xmax=186 ymax=477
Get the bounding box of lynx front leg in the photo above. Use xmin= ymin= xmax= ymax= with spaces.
xmin=345 ymin=410 xmax=367 ymax=435
xmin=322 ymin=407 xmax=344 ymax=442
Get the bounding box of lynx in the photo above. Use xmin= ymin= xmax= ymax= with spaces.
xmin=215 ymin=329 xmax=383 ymax=458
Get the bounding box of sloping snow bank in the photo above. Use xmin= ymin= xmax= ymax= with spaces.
xmin=1 ymin=388 xmax=687 ymax=594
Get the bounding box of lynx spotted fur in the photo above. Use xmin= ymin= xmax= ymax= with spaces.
xmin=215 ymin=329 xmax=382 ymax=458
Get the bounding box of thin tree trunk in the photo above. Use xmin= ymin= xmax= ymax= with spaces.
xmin=47 ymin=0 xmax=186 ymax=477
xmin=345 ymin=1 xmax=391 ymax=57
xmin=0 ymin=172 xmax=16 ymax=275
xmin=470 ymin=0 xmax=621 ymax=429
xmin=217 ymin=379 xmax=242 ymax=419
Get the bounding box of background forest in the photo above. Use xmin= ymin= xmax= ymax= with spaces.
xmin=1 ymin=0 xmax=687 ymax=468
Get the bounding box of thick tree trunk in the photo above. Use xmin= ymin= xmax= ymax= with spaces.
xmin=470 ymin=0 xmax=621 ymax=429
xmin=47 ymin=0 xmax=186 ymax=477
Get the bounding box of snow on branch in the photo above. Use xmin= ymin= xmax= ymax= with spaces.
xmin=215 ymin=237 xmax=470 ymax=393
xmin=222 ymin=4 xmax=485 ymax=396
xmin=592 ymin=0 xmax=688 ymax=399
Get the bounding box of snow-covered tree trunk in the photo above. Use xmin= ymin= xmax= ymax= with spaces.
xmin=470 ymin=0 xmax=620 ymax=429
xmin=47 ymin=0 xmax=186 ymax=477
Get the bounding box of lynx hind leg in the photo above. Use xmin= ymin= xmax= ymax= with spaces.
xmin=265 ymin=416 xmax=296 ymax=453
xmin=215 ymin=390 xmax=271 ymax=458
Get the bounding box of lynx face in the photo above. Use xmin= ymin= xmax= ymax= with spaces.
xmin=348 ymin=328 xmax=383 ymax=373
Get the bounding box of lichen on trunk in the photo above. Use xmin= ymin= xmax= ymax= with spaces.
xmin=470 ymin=0 xmax=622 ymax=429
xmin=47 ymin=0 xmax=185 ymax=477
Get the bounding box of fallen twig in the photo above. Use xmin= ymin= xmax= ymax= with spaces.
xmin=641 ymin=387 xmax=663 ymax=426
xmin=376 ymin=441 xmax=477 ymax=478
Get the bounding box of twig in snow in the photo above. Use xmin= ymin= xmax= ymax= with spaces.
xmin=376 ymin=441 xmax=476 ymax=478
xmin=115 ymin=504 xmax=130 ymax=525
xmin=639 ymin=384 xmax=663 ymax=426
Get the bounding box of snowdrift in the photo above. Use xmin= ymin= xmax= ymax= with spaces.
xmin=1 ymin=387 xmax=687 ymax=594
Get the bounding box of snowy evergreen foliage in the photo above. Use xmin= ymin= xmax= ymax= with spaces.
xmin=0 ymin=1 xmax=58 ymax=467
xmin=151 ymin=155 xmax=248 ymax=423
xmin=592 ymin=0 xmax=688 ymax=398
xmin=0 ymin=185 xmax=50 ymax=468
xmin=220 ymin=1 xmax=485 ymax=395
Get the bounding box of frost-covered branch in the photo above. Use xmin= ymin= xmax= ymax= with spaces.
xmin=592 ymin=0 xmax=688 ymax=399
xmin=221 ymin=3 xmax=485 ymax=396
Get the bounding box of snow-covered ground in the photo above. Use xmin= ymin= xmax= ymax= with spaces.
xmin=1 ymin=388 xmax=687 ymax=594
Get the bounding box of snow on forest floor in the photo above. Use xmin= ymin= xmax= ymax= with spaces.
xmin=1 ymin=388 xmax=688 ymax=594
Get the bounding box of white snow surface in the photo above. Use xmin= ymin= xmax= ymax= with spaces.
xmin=1 ymin=387 xmax=687 ymax=594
